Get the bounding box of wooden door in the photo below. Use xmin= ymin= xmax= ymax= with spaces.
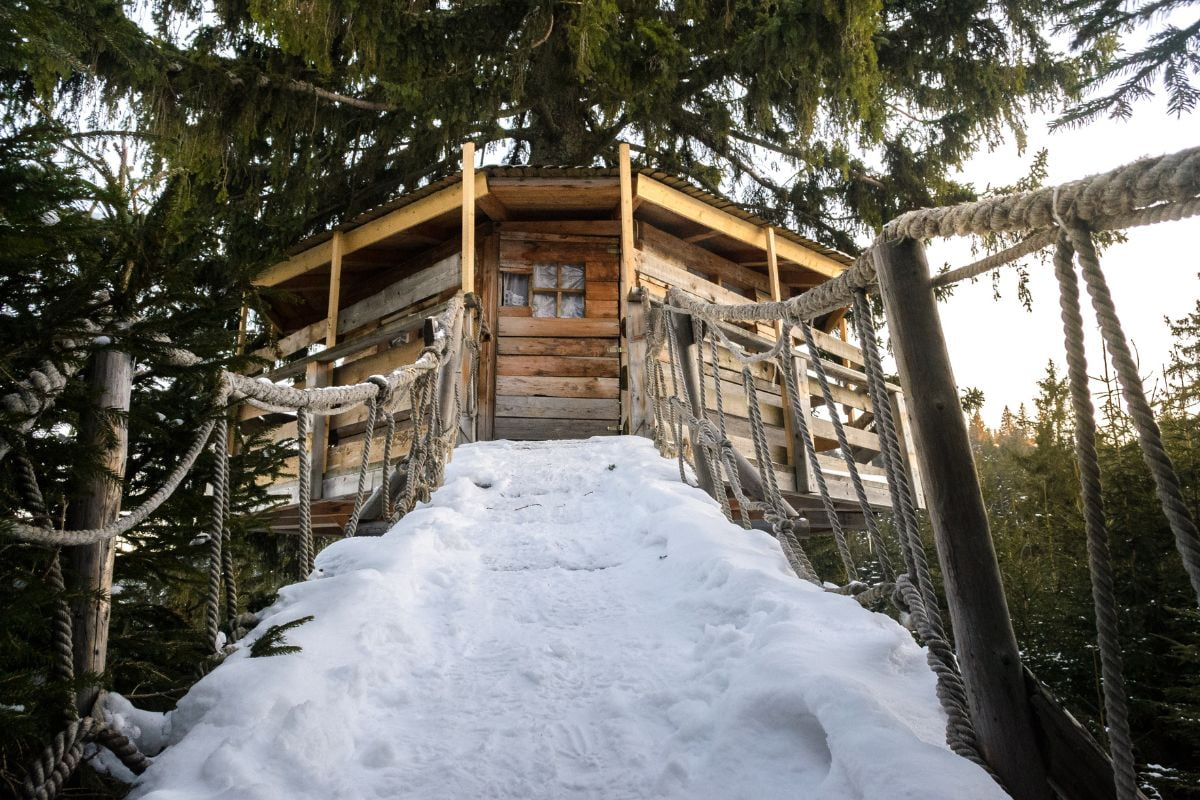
xmin=492 ymin=230 xmax=621 ymax=440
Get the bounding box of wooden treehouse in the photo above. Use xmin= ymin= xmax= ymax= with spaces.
xmin=246 ymin=144 xmax=922 ymax=536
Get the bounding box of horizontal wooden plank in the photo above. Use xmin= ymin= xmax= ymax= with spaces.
xmin=810 ymin=417 xmax=880 ymax=453
xmin=336 ymin=254 xmax=460 ymax=336
xmin=497 ymin=220 xmax=622 ymax=236
xmin=494 ymin=396 xmax=620 ymax=420
xmin=639 ymin=223 xmax=771 ymax=293
xmin=584 ymin=281 xmax=619 ymax=302
xmin=588 ymin=300 xmax=618 ymax=319
xmin=493 ymin=418 xmax=617 ymax=441
xmin=500 ymin=240 xmax=618 ymax=266
xmin=498 ymin=337 xmax=615 ymax=357
xmin=637 ymin=250 xmax=766 ymax=308
xmin=495 ymin=375 xmax=620 ymax=399
xmin=586 ymin=261 xmax=619 ymax=281
xmin=498 ymin=305 xmax=533 ymax=317
xmin=251 ymin=318 xmax=326 ymax=363
xmin=332 ymin=337 xmax=424 ymax=387
xmin=498 ymin=318 xmax=619 ymax=338
xmin=497 ymin=355 xmax=619 ymax=378
xmin=635 ymin=175 xmax=844 ymax=279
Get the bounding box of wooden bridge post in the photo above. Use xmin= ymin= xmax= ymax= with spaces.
xmin=64 ymin=346 xmax=132 ymax=714
xmin=668 ymin=309 xmax=718 ymax=497
xmin=873 ymin=237 xmax=1051 ymax=800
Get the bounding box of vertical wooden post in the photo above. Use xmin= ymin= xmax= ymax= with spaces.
xmin=789 ymin=353 xmax=814 ymax=495
xmin=307 ymin=231 xmax=343 ymax=501
xmin=668 ymin=310 xmax=717 ymax=497
xmin=461 ymin=142 xmax=476 ymax=294
xmin=618 ymin=142 xmax=639 ymax=435
xmin=64 ymin=347 xmax=132 ymax=713
xmin=326 ymin=232 xmax=344 ymax=349
xmin=873 ymin=237 xmax=1050 ymax=800
xmin=476 ymin=231 xmax=499 ymax=441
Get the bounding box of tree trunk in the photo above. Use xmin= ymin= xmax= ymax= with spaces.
xmin=64 ymin=347 xmax=132 ymax=715
xmin=524 ymin=20 xmax=593 ymax=165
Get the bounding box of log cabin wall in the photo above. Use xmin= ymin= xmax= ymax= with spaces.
xmin=487 ymin=222 xmax=622 ymax=441
xmin=630 ymin=223 xmax=908 ymax=521
xmin=246 ymin=243 xmax=463 ymax=504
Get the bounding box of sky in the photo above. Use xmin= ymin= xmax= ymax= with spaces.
xmin=917 ymin=96 xmax=1198 ymax=427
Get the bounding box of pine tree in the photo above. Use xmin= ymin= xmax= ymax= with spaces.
xmin=4 ymin=0 xmax=1098 ymax=257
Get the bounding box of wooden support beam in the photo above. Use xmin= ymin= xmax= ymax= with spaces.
xmin=619 ymin=142 xmax=637 ymax=434
xmin=306 ymin=361 xmax=328 ymax=501
xmin=634 ymin=176 xmax=844 ymax=278
xmin=255 ymin=176 xmax=482 ymax=287
xmin=476 ymin=231 xmax=499 ymax=441
xmin=668 ymin=309 xmax=717 ymax=496
xmin=461 ymin=143 xmax=476 ymax=293
xmin=64 ymin=347 xmax=132 ymax=714
xmin=476 ymin=189 xmax=509 ymax=221
xmin=326 ymin=231 xmax=344 ymax=347
xmin=873 ymin=236 xmax=1050 ymax=800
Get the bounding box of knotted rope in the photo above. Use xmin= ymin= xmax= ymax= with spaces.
xmin=1052 ymin=228 xmax=1138 ymax=800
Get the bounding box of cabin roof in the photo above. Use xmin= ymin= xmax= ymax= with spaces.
xmin=278 ymin=166 xmax=853 ymax=269
xmin=254 ymin=160 xmax=856 ymax=334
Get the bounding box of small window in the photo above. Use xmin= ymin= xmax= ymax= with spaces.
xmin=502 ymin=272 xmax=529 ymax=306
xmin=528 ymin=263 xmax=585 ymax=318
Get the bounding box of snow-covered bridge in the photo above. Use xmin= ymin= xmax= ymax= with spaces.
xmin=106 ymin=437 xmax=1004 ymax=799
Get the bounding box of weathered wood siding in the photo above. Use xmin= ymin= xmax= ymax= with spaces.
xmin=491 ymin=226 xmax=621 ymax=440
xmin=248 ymin=248 xmax=462 ymax=501
xmin=633 ymin=226 xmax=896 ymax=511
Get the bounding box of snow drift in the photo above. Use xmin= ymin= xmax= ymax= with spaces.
xmin=115 ymin=436 xmax=1007 ymax=799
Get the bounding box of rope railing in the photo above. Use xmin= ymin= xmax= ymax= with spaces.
xmin=643 ymin=289 xmax=990 ymax=769
xmin=643 ymin=144 xmax=1200 ymax=799
xmin=4 ymin=292 xmax=482 ymax=800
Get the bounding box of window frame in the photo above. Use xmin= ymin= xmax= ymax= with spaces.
xmin=500 ymin=262 xmax=586 ymax=319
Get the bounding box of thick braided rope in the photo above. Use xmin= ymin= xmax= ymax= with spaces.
xmin=8 ymin=416 xmax=219 ymax=546
xmin=1065 ymin=221 xmax=1200 ymax=606
xmin=741 ymin=368 xmax=821 ymax=582
xmin=664 ymin=323 xmax=690 ymax=485
xmin=931 ymin=194 xmax=1200 ymax=289
xmin=780 ymin=348 xmax=857 ymax=581
xmin=380 ymin=411 xmax=397 ymax=522
xmin=853 ymin=291 xmax=945 ymax=628
xmin=296 ymin=408 xmax=314 ymax=577
xmin=890 ymin=146 xmax=1200 ymax=241
xmin=708 ymin=334 xmax=729 ymax=441
xmin=205 ymin=415 xmax=228 ymax=653
xmin=1053 ymin=232 xmax=1139 ymax=800
xmin=741 ymin=371 xmax=781 ymax=502
xmin=850 ymin=291 xmax=986 ymax=766
xmin=343 ymin=383 xmax=387 ymax=538
xmin=1073 ymin=226 xmax=1200 ymax=607
xmin=46 ymin=552 xmax=77 ymax=724
xmin=19 ymin=715 xmax=149 ymax=800
xmin=0 ymin=352 xmax=86 ymax=465
xmin=15 ymin=460 xmax=80 ymax=725
xmin=798 ymin=322 xmax=893 ymax=581
xmin=667 ymin=147 xmax=1200 ymax=328
xmin=218 ymin=421 xmax=237 ymax=636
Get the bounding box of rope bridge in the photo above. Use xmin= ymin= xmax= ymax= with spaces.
xmin=3 ymin=145 xmax=1199 ymax=800
xmin=3 ymin=295 xmax=483 ymax=800
xmin=642 ymin=144 xmax=1200 ymax=800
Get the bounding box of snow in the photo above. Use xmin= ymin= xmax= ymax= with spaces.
xmin=120 ymin=436 xmax=1008 ymax=799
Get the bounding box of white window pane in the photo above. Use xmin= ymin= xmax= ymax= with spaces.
xmin=532 ymin=292 xmax=556 ymax=317
xmin=561 ymin=294 xmax=584 ymax=318
xmin=560 ymin=264 xmax=584 ymax=290
xmin=533 ymin=264 xmax=557 ymax=289
xmin=501 ymin=272 xmax=529 ymax=306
